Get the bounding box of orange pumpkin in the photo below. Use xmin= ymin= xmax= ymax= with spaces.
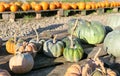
xmin=0 ymin=4 xmax=5 ymax=12
xmin=0 ymin=2 xmax=6 ymax=5
xmin=30 ymin=1 xmax=36 ymax=10
xmin=77 ymin=2 xmax=86 ymax=10
xmin=70 ymin=3 xmax=77 ymax=9
xmin=40 ymin=2 xmax=49 ymax=10
xmin=53 ymin=1 xmax=61 ymax=8
xmin=3 ymin=3 xmax=10 ymax=11
xmin=25 ymin=3 xmax=31 ymax=10
xmin=49 ymin=3 xmax=56 ymax=10
xmin=34 ymin=4 xmax=42 ymax=12
xmin=64 ymin=64 xmax=82 ymax=76
xmin=85 ymin=3 xmax=91 ymax=10
xmin=61 ymin=3 xmax=71 ymax=10
xmin=104 ymin=1 xmax=110 ymax=7
xmin=10 ymin=4 xmax=18 ymax=12
xmin=21 ymin=4 xmax=28 ymax=11
xmin=6 ymin=38 xmax=16 ymax=54
xmin=14 ymin=1 xmax=22 ymax=7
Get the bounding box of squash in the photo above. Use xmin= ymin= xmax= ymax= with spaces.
xmin=43 ymin=35 xmax=64 ymax=57
xmin=52 ymin=1 xmax=61 ymax=8
xmin=64 ymin=64 xmax=82 ymax=76
xmin=21 ymin=4 xmax=28 ymax=11
xmin=68 ymin=19 xmax=106 ymax=44
xmin=9 ymin=52 xmax=34 ymax=74
xmin=70 ymin=3 xmax=77 ymax=9
xmin=0 ymin=4 xmax=5 ymax=12
xmin=103 ymin=30 xmax=120 ymax=57
xmin=40 ymin=2 xmax=49 ymax=10
xmin=0 ymin=69 xmax=11 ymax=76
xmin=77 ymin=2 xmax=86 ymax=10
xmin=10 ymin=4 xmax=18 ymax=12
xmin=34 ymin=4 xmax=42 ymax=12
xmin=107 ymin=14 xmax=120 ymax=29
xmin=63 ymin=19 xmax=84 ymax=62
xmin=49 ymin=3 xmax=56 ymax=10
xmin=61 ymin=3 xmax=71 ymax=10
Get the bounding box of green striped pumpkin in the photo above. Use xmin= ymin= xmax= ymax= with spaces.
xmin=63 ymin=43 xmax=83 ymax=62
xmin=43 ymin=39 xmax=64 ymax=57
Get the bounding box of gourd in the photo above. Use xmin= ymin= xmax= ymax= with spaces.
xmin=40 ymin=2 xmax=49 ymax=10
xmin=29 ymin=27 xmax=45 ymax=53
xmin=9 ymin=52 xmax=34 ymax=74
xmin=43 ymin=35 xmax=64 ymax=57
xmin=0 ymin=69 xmax=11 ymax=76
xmin=10 ymin=4 xmax=18 ymax=12
xmin=63 ymin=19 xmax=84 ymax=62
xmin=103 ymin=30 xmax=120 ymax=57
xmin=68 ymin=19 xmax=106 ymax=44
xmin=107 ymin=14 xmax=120 ymax=29
xmin=64 ymin=64 xmax=82 ymax=76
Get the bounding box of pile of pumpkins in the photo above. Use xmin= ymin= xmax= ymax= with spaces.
xmin=0 ymin=1 xmax=120 ymax=12
xmin=0 ymin=18 xmax=120 ymax=75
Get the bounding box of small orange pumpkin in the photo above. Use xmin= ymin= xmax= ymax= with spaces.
xmin=21 ymin=4 xmax=28 ymax=11
xmin=10 ymin=4 xmax=18 ymax=12
xmin=49 ymin=3 xmax=56 ymax=10
xmin=3 ymin=3 xmax=10 ymax=11
xmin=34 ymin=4 xmax=42 ymax=12
xmin=85 ymin=3 xmax=91 ymax=10
xmin=0 ymin=4 xmax=5 ymax=12
xmin=14 ymin=1 xmax=22 ymax=7
xmin=30 ymin=1 xmax=36 ymax=10
xmin=77 ymin=2 xmax=86 ymax=10
xmin=53 ymin=1 xmax=61 ymax=8
xmin=40 ymin=2 xmax=49 ymax=10
xmin=61 ymin=3 xmax=71 ymax=10
xmin=70 ymin=3 xmax=77 ymax=9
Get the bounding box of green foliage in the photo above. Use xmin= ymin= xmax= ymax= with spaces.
xmin=63 ymin=10 xmax=70 ymax=17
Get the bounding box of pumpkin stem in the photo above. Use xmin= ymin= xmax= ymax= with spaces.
xmin=70 ymin=19 xmax=78 ymax=48
xmin=32 ymin=26 xmax=39 ymax=42
xmin=53 ymin=34 xmax=57 ymax=43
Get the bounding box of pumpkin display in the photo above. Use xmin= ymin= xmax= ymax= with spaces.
xmin=68 ymin=19 xmax=106 ymax=44
xmin=40 ymin=2 xmax=49 ymax=10
xmin=9 ymin=52 xmax=34 ymax=74
xmin=0 ymin=69 xmax=11 ymax=76
xmin=10 ymin=4 xmax=18 ymax=12
xmin=63 ymin=20 xmax=84 ymax=62
xmin=0 ymin=4 xmax=5 ymax=12
xmin=43 ymin=35 xmax=64 ymax=57
xmin=103 ymin=30 xmax=120 ymax=57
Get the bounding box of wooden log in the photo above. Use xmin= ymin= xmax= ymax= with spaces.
xmin=57 ymin=9 xmax=64 ymax=18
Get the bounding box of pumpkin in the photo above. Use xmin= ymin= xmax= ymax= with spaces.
xmin=43 ymin=35 xmax=64 ymax=57
xmin=52 ymin=1 xmax=61 ymax=8
xmin=68 ymin=19 xmax=106 ymax=44
xmin=85 ymin=3 xmax=91 ymax=10
xmin=63 ymin=20 xmax=84 ymax=62
xmin=70 ymin=3 xmax=77 ymax=9
xmin=40 ymin=2 xmax=49 ymax=10
xmin=21 ymin=4 xmax=28 ymax=11
xmin=34 ymin=4 xmax=42 ymax=12
xmin=103 ymin=30 xmax=120 ymax=57
xmin=0 ymin=4 xmax=5 ymax=12
xmin=9 ymin=52 xmax=34 ymax=74
xmin=3 ymin=3 xmax=10 ymax=11
xmin=61 ymin=3 xmax=71 ymax=10
xmin=30 ymin=1 xmax=36 ymax=10
xmin=107 ymin=14 xmax=120 ymax=29
xmin=10 ymin=4 xmax=18 ymax=12
xmin=14 ymin=2 xmax=22 ymax=7
xmin=49 ymin=3 xmax=56 ymax=10
xmin=0 ymin=69 xmax=11 ymax=76
xmin=6 ymin=38 xmax=16 ymax=54
xmin=77 ymin=2 xmax=86 ymax=10
xmin=64 ymin=64 xmax=82 ymax=76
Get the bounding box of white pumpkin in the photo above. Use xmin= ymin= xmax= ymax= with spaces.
xmin=9 ymin=52 xmax=34 ymax=74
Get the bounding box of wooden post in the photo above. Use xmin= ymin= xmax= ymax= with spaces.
xmin=96 ymin=8 xmax=104 ymax=15
xmin=35 ymin=12 xmax=42 ymax=19
xmin=9 ymin=13 xmax=15 ymax=22
xmin=2 ymin=13 xmax=9 ymax=20
xmin=57 ymin=9 xmax=64 ymax=18
xmin=112 ymin=7 xmax=118 ymax=13
xmin=81 ymin=10 xmax=86 ymax=16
